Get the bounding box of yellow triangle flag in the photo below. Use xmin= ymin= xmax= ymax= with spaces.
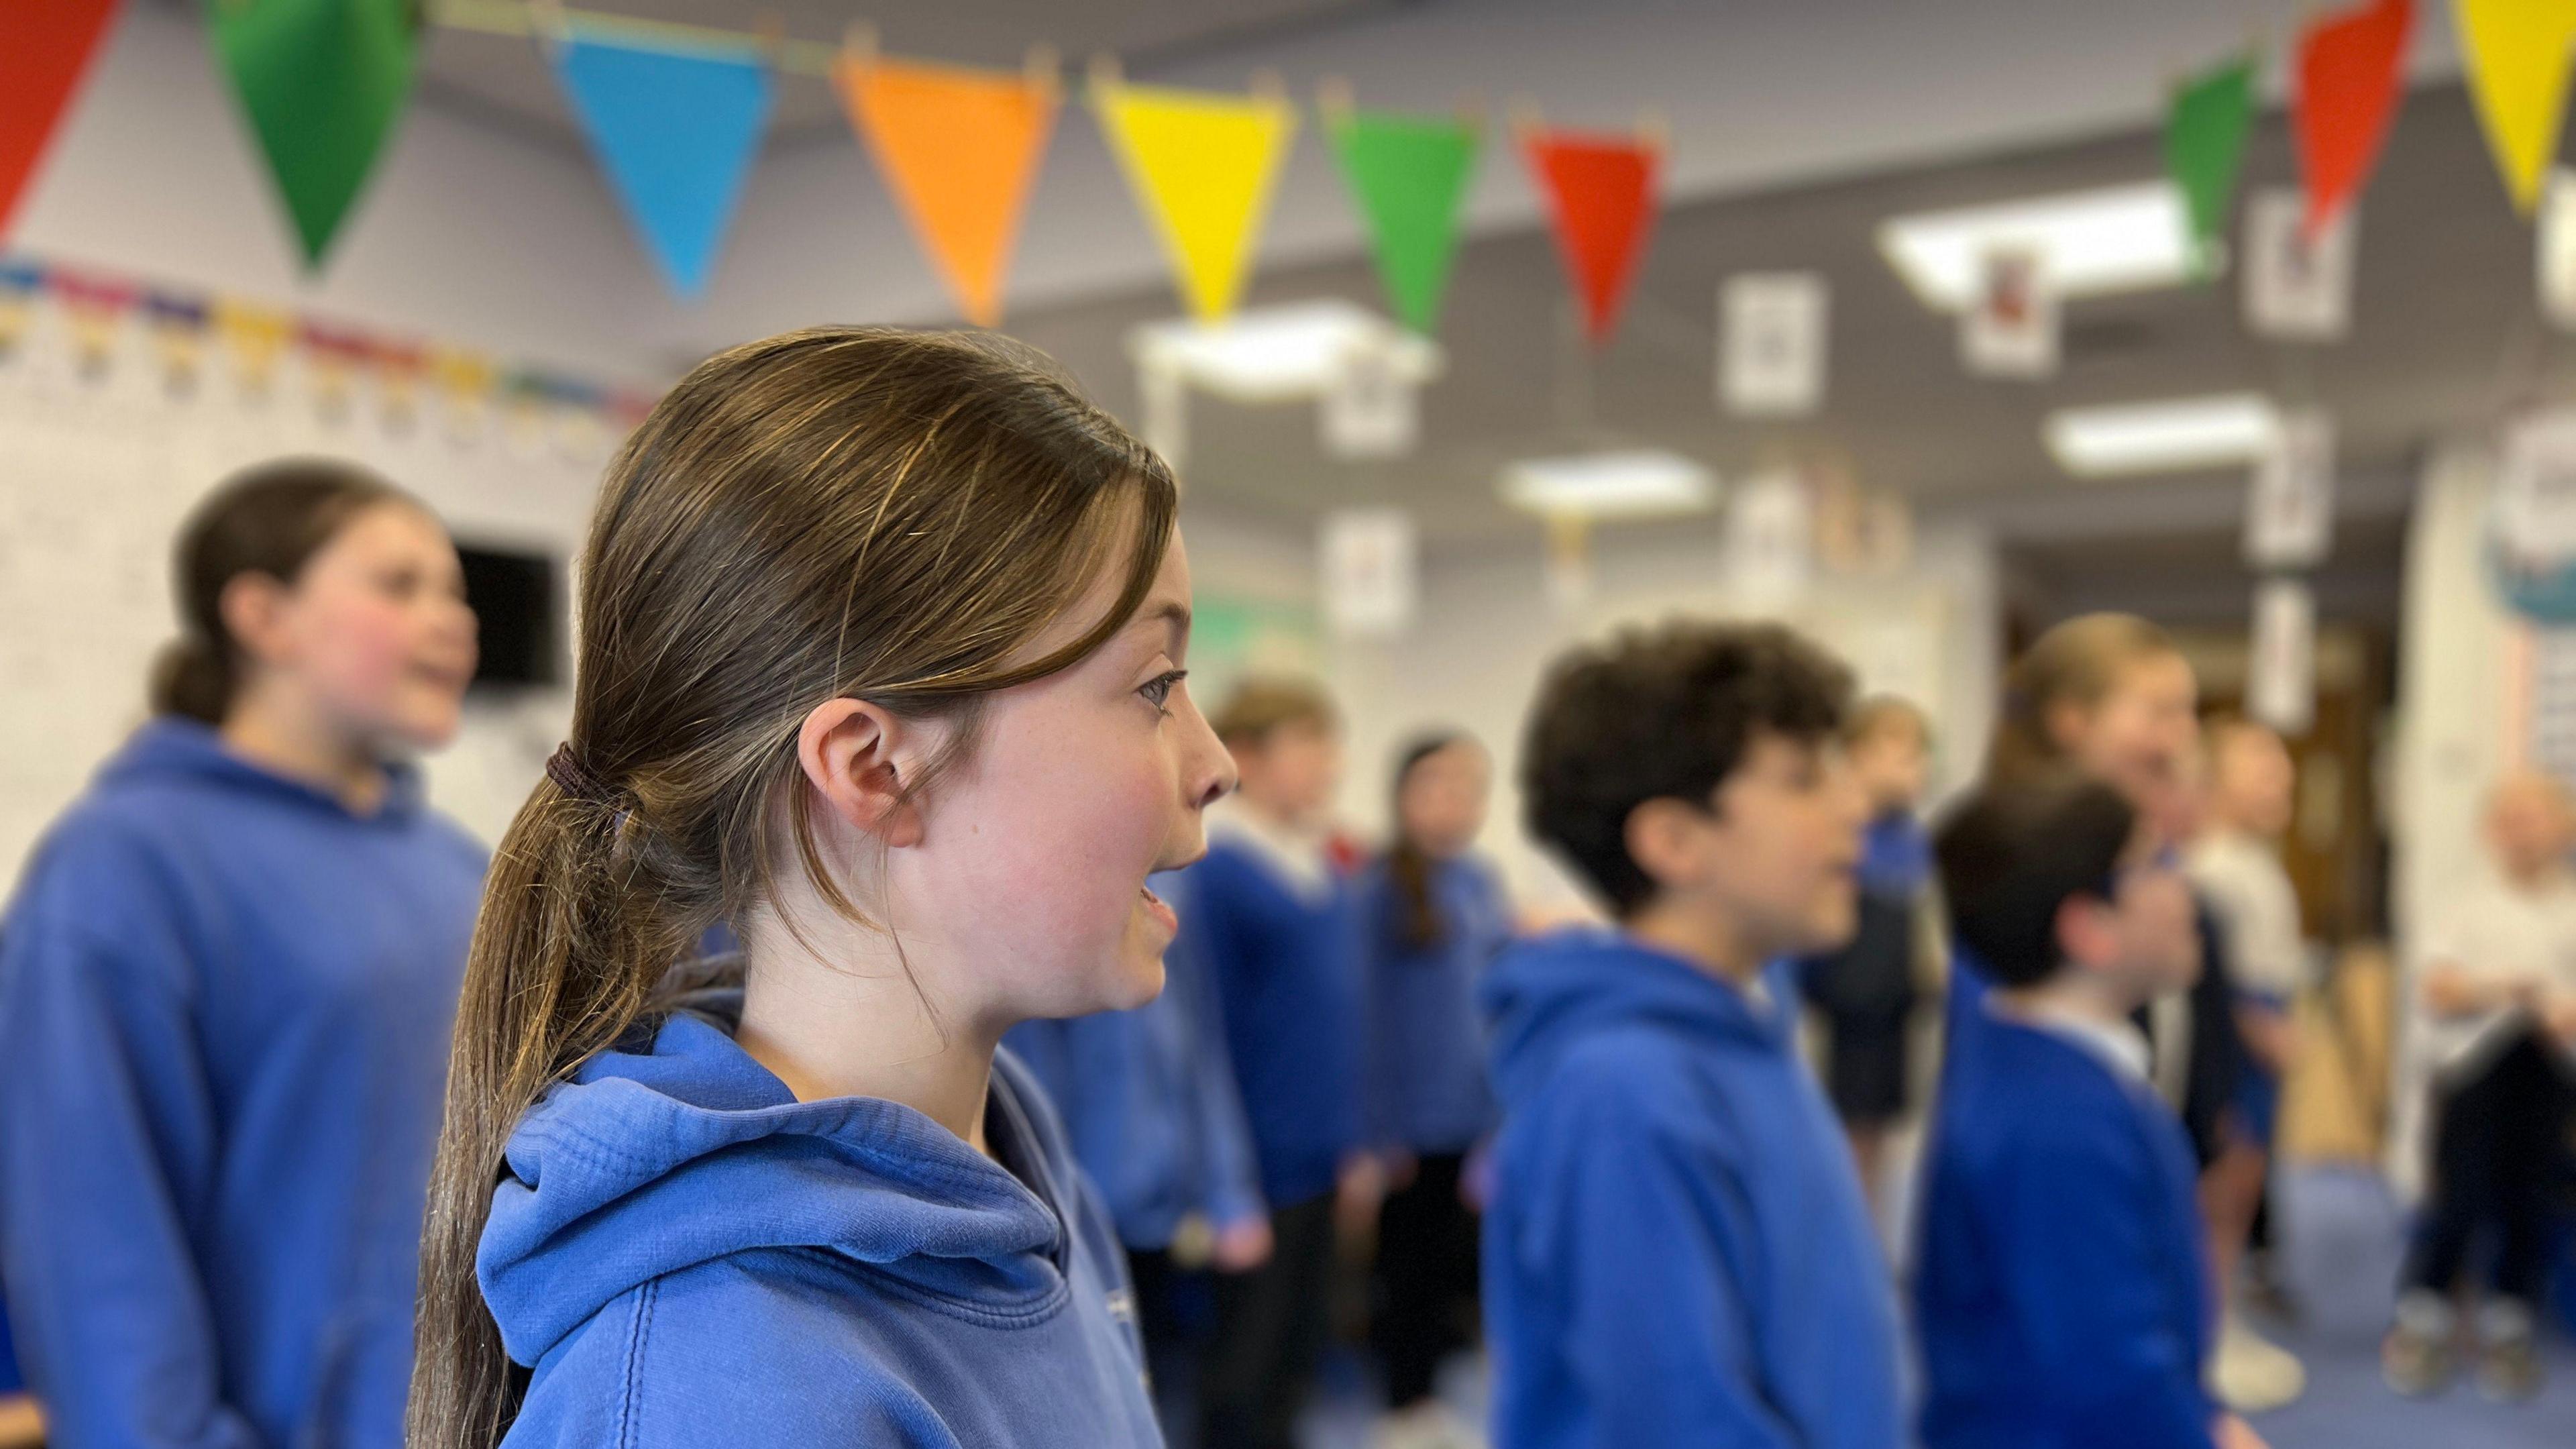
xmin=1095 ymin=81 xmax=1297 ymax=320
xmin=2456 ymin=0 xmax=2576 ymax=213
xmin=838 ymin=58 xmax=1057 ymax=327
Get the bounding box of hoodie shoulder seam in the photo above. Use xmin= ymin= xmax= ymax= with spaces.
xmin=615 ymin=1277 xmax=658 ymax=1448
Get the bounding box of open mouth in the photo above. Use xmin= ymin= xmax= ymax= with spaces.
xmin=1139 ymin=881 xmax=1179 ymax=932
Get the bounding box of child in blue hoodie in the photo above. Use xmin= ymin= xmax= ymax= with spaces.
xmin=405 ymin=329 xmax=1238 ymax=1448
xmin=1357 ymin=732 xmax=1511 ymax=1441
xmin=1918 ymin=772 xmax=2263 ymax=1449
xmin=1483 ymin=621 xmax=1901 ymax=1449
xmin=1174 ymin=677 xmax=1364 ymax=1449
xmin=0 ymin=460 xmax=486 ymax=1449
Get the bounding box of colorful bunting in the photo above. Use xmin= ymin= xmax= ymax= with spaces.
xmin=551 ymin=30 xmax=775 ymax=299
xmin=0 ymin=260 xmax=40 ymax=352
xmin=1095 ymin=80 xmax=1298 ymax=322
xmin=142 ymin=290 xmax=210 ymax=395
xmin=213 ymin=298 xmax=294 ymax=393
xmin=209 ymin=0 xmax=419 ymax=268
xmin=2294 ymin=0 xmax=2412 ymax=237
xmin=2166 ymin=54 xmax=2257 ymax=272
xmin=2453 ymin=0 xmax=2576 ymax=215
xmin=837 ymin=56 xmax=1056 ymax=327
xmin=1 ymin=0 xmax=118 ymax=237
xmin=1325 ymin=107 xmax=1479 ymax=334
xmin=1521 ymin=127 xmax=1659 ymax=346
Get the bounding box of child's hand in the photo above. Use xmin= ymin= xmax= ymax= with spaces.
xmin=1210 ymin=1215 xmax=1274 ymax=1273
xmin=2215 ymin=1413 xmax=2270 ymax=1449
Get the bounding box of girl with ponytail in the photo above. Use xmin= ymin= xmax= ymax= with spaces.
xmin=408 ymin=327 xmax=1234 ymax=1448
xmin=0 ymin=458 xmax=486 ymax=1449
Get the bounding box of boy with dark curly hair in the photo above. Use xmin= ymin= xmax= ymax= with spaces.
xmin=1479 ymin=621 xmax=1902 ymax=1448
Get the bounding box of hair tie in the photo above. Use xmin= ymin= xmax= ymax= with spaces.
xmin=545 ymin=743 xmax=616 ymax=805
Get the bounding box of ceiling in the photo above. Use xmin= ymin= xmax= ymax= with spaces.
xmin=996 ymin=79 xmax=2553 ymax=570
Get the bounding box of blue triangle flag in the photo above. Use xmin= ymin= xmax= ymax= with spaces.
xmin=551 ymin=34 xmax=773 ymax=298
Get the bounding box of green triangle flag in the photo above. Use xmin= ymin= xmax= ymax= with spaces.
xmin=1326 ymin=108 xmax=1479 ymax=333
xmin=208 ymin=0 xmax=419 ymax=268
xmin=2166 ymin=54 xmax=2257 ymax=275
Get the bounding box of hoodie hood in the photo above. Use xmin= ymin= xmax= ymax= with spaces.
xmin=101 ymin=716 xmax=427 ymax=824
xmin=478 ymin=991 xmax=1072 ymax=1367
xmin=1479 ymin=927 xmax=1790 ymax=1110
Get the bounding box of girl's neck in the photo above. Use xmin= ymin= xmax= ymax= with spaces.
xmin=733 ymin=916 xmax=1001 ymax=1155
xmin=220 ymin=691 xmax=385 ymax=814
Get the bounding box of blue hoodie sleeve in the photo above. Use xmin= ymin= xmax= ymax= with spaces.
xmin=0 ymin=832 xmax=264 ymax=1449
xmin=1994 ymin=1118 xmax=2218 ymax=1449
xmin=1511 ymin=1047 xmax=1801 ymax=1449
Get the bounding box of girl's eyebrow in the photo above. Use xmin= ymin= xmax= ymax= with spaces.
xmin=1131 ymin=600 xmax=1191 ymax=649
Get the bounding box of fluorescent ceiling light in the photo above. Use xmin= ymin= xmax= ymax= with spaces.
xmin=2044 ymin=393 xmax=2282 ymax=476
xmin=1878 ymin=181 xmax=2194 ymax=311
xmin=1499 ymin=449 xmax=1718 ymax=520
xmin=1127 ymin=300 xmax=1443 ymax=404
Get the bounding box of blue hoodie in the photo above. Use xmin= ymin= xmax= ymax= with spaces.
xmin=1005 ymin=872 xmax=1267 ymax=1249
xmin=483 ymin=994 xmax=1160 ymax=1448
xmin=1356 ymin=853 xmax=1508 ymax=1155
xmin=1479 ymin=928 xmax=1904 ymax=1449
xmin=1175 ymin=832 xmax=1362 ymax=1208
xmin=0 ymin=718 xmax=484 ymax=1449
xmin=1915 ymin=1004 xmax=2214 ymax=1449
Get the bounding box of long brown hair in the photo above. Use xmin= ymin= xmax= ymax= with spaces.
xmin=1986 ymin=612 xmax=2179 ymax=783
xmin=407 ymin=327 xmax=1177 ymax=1449
xmin=153 ymin=458 xmax=409 ymax=724
xmin=1387 ymin=733 xmax=1466 ymax=951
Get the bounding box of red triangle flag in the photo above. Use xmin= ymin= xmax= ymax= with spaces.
xmin=1523 ymin=128 xmax=1660 ymax=346
xmin=1 ymin=0 xmax=120 ymax=235
xmin=2294 ymin=0 xmax=2412 ymax=237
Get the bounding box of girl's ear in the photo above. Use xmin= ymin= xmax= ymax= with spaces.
xmin=217 ymin=571 xmax=293 ymax=669
xmin=797 ymin=698 xmax=930 ymax=848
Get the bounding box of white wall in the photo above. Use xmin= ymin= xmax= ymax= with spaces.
xmin=1326 ymin=518 xmax=2001 ymax=916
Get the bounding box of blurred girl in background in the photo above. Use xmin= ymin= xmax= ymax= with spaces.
xmin=0 ymin=460 xmax=485 ymax=1449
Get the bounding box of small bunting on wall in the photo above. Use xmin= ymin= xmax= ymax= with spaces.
xmin=837 ymin=45 xmax=1058 ymax=327
xmin=549 ymin=23 xmax=775 ymax=298
xmin=1323 ymin=93 xmax=1479 ymax=335
xmin=2165 ymin=53 xmax=2257 ymax=274
xmin=209 ymin=0 xmax=421 ymax=268
xmin=2293 ymin=0 xmax=2411 ymax=237
xmin=2453 ymin=0 xmax=2576 ymax=215
xmin=1095 ymin=72 xmax=1298 ymax=322
xmin=1520 ymin=120 xmax=1660 ymax=346
xmin=1 ymin=0 xmax=119 ymax=237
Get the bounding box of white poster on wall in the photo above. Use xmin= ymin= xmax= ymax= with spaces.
xmin=1724 ymin=469 xmax=1815 ymax=604
xmin=1319 ymin=343 xmax=1419 ymax=460
xmin=2243 ymin=189 xmax=2355 ymax=341
xmin=1958 ymin=245 xmax=2057 ymax=378
xmin=2544 ymin=169 xmax=2576 ymax=333
xmin=2249 ymin=578 xmax=2317 ymax=737
xmin=2495 ymin=407 xmax=2576 ymax=566
xmin=1319 ymin=507 xmax=1418 ymax=637
xmin=1544 ymin=515 xmax=1593 ymax=612
xmin=1719 ymin=272 xmax=1828 ymax=416
xmin=2245 ymin=410 xmax=2336 ymax=568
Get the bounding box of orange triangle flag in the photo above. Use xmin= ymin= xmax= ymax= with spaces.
xmin=838 ymin=57 xmax=1057 ymax=327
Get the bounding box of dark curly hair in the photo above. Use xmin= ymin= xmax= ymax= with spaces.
xmin=1521 ymin=620 xmax=1853 ymax=918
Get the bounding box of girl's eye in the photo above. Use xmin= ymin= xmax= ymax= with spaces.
xmin=1139 ymin=669 xmax=1187 ymax=713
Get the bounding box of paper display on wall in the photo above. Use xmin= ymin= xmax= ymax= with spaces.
xmin=2249 ymin=578 xmax=2317 ymax=737
xmin=2542 ymin=169 xmax=2576 ymax=331
xmin=1719 ymin=272 xmax=1827 ymax=416
xmin=2494 ymin=407 xmax=2576 ymax=567
xmin=1319 ymin=341 xmax=1419 ymax=459
xmin=1724 ymin=469 xmax=1815 ymax=604
xmin=1319 ymin=506 xmax=1418 ymax=636
xmin=2243 ymin=188 xmax=2355 ymax=341
xmin=1958 ymin=246 xmax=2057 ymax=378
xmin=2245 ymin=409 xmax=2336 ymax=568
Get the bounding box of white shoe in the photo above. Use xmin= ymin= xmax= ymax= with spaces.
xmin=2210 ymin=1312 xmax=2307 ymax=1412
